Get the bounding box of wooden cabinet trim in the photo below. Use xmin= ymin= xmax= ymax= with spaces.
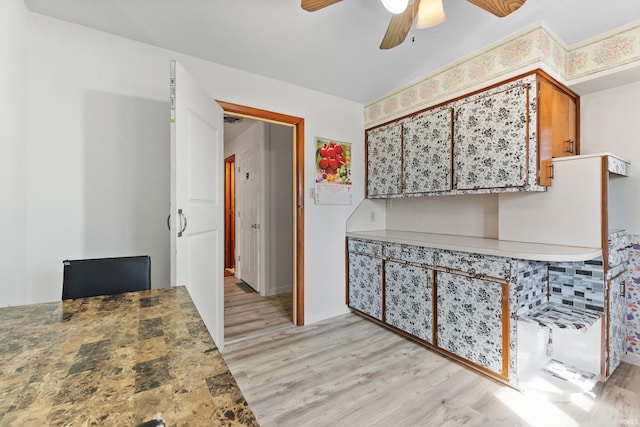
xmin=525 ymin=83 xmax=531 ymax=186
xmin=345 ymin=238 xmax=350 ymax=306
xmin=433 ymin=270 xmax=439 ymax=346
xmin=502 ymin=283 xmax=510 ymax=378
xmin=400 ymin=122 xmax=405 ymax=194
xmin=364 ymin=129 xmax=369 ymax=199
xmin=601 ymin=156 xmax=610 ymax=273
xmin=381 ymin=261 xmax=387 ymax=324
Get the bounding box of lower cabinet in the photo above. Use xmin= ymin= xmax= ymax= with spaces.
xmin=347 ymin=252 xmax=383 ymax=321
xmin=385 ymin=261 xmax=433 ymax=343
xmin=347 ymin=234 xmax=629 ymax=388
xmin=436 ymin=272 xmax=506 ymax=375
xmin=347 ymin=237 xmax=510 ymax=382
xmin=607 ymin=268 xmax=627 ymax=376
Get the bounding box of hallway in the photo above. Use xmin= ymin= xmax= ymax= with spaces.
xmin=224 ymin=275 xmax=293 ymax=343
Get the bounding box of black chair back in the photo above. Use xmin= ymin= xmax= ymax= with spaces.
xmin=62 ymin=255 xmax=151 ymax=300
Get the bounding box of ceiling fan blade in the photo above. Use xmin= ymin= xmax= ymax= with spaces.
xmin=380 ymin=0 xmax=420 ymax=50
xmin=467 ymin=0 xmax=526 ymax=17
xmin=301 ymin=0 xmax=343 ymax=12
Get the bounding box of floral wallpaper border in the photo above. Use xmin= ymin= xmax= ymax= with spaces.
xmin=366 ymin=22 xmax=640 ymax=127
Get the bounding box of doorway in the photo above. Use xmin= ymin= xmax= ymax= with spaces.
xmin=218 ymin=101 xmax=305 ymax=328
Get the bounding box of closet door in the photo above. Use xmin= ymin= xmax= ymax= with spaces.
xmin=170 ymin=60 xmax=225 ymax=348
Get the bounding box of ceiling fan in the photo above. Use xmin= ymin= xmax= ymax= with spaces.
xmin=301 ymin=0 xmax=527 ymax=50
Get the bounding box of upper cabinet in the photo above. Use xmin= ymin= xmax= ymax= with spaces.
xmin=403 ymin=107 xmax=453 ymax=194
xmin=366 ymin=122 xmax=403 ymax=198
xmin=365 ymin=70 xmax=579 ymax=199
xmin=453 ymin=83 xmax=529 ymax=190
xmin=538 ymin=76 xmax=579 ymax=186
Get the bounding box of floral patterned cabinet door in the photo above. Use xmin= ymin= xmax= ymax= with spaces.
xmin=607 ymin=269 xmax=627 ymax=376
xmin=436 ymin=272 xmax=506 ymax=376
xmin=366 ymin=122 xmax=402 ymax=198
xmin=403 ymin=107 xmax=453 ymax=194
xmin=385 ymin=261 xmax=434 ymax=343
xmin=348 ymin=252 xmax=383 ymax=320
xmin=453 ymin=83 xmax=529 ymax=190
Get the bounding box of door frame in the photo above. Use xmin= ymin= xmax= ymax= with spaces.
xmin=217 ymin=101 xmax=305 ymax=326
xmin=224 ymin=155 xmax=235 ymax=270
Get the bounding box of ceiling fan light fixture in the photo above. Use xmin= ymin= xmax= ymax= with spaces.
xmin=381 ymin=0 xmax=409 ymax=14
xmin=416 ymin=0 xmax=446 ymax=29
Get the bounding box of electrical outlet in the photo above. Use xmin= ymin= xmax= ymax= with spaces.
xmin=386 ymin=199 xmax=392 ymax=209
xmin=370 ymin=211 xmax=376 ymax=222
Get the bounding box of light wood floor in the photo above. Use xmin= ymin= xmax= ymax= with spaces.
xmin=222 ymin=310 xmax=640 ymax=427
xmin=224 ymin=275 xmax=293 ymax=343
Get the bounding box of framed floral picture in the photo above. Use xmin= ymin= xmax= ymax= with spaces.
xmin=314 ymin=137 xmax=352 ymax=204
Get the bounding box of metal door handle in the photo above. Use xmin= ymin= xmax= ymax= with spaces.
xmin=565 ymin=139 xmax=574 ymax=154
xmin=178 ymin=209 xmax=187 ymax=237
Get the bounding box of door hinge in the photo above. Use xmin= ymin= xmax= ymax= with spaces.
xmin=169 ymin=61 xmax=176 ymax=121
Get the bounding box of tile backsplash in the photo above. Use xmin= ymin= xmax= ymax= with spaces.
xmin=548 ymin=258 xmax=605 ymax=312
xmin=543 ymin=233 xmax=640 ymax=358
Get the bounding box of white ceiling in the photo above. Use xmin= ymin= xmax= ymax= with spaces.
xmin=23 ymin=0 xmax=640 ymax=104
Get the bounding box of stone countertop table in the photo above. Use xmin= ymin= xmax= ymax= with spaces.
xmin=0 ymin=286 xmax=258 ymax=426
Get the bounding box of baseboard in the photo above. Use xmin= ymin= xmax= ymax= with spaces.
xmin=623 ymin=352 xmax=640 ymax=367
xmin=263 ymin=284 xmax=292 ymax=296
xmin=274 ymin=284 xmax=292 ymax=295
xmin=304 ymin=305 xmax=351 ymax=325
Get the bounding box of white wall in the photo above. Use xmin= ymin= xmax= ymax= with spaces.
xmin=0 ymin=0 xmax=29 ymax=306
xmin=18 ymin=14 xmax=364 ymax=325
xmin=224 ymin=120 xmax=265 ymax=160
xmin=581 ymin=81 xmax=640 ymax=235
xmin=26 ymin=15 xmax=170 ymax=303
xmin=385 ymin=194 xmax=499 ymax=238
xmin=498 ymin=157 xmax=603 ymax=247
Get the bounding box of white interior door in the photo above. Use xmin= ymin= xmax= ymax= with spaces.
xmin=236 ymin=144 xmax=260 ymax=291
xmin=169 ymin=60 xmax=225 ymax=349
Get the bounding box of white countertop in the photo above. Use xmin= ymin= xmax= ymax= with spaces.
xmin=346 ymin=230 xmax=602 ymax=262
xmin=552 ymin=151 xmax=630 ymax=164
